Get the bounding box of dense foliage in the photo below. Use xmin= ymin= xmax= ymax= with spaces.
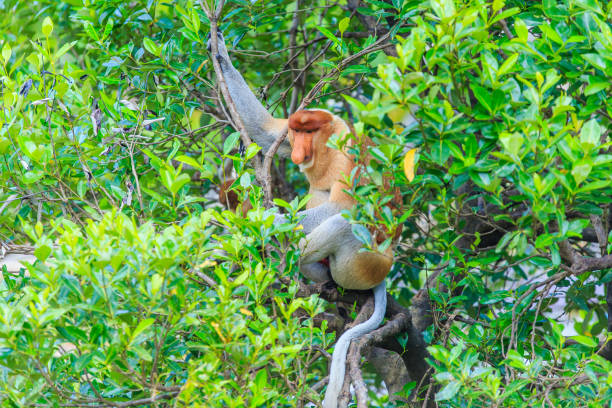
xmin=1 ymin=0 xmax=611 ymax=407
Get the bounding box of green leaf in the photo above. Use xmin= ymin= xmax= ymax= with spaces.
xmin=233 ymin=270 xmax=249 ymax=286
xmin=582 ymin=53 xmax=606 ymax=71
xmin=435 ymin=380 xmax=460 ymax=401
xmin=351 ymin=224 xmax=372 ymax=246
xmin=514 ymin=19 xmax=528 ymax=42
xmin=540 ymin=24 xmax=563 ymax=44
xmin=576 ymin=180 xmax=611 ymax=194
xmin=54 ymin=41 xmax=77 ymax=61
xmin=489 ymin=7 xmax=520 ymax=24
xmin=339 ymin=17 xmax=350 ymax=36
xmin=1 ymin=42 xmax=11 ymax=63
xmin=497 ymin=53 xmax=518 ymax=77
xmin=499 ymin=132 xmax=523 ymax=156
xmin=571 ymin=335 xmax=598 ymax=347
xmin=254 ymin=369 xmax=268 ymax=389
xmin=505 ymin=349 xmax=527 ymax=369
xmin=431 ymin=0 xmax=456 ymax=19
xmin=42 ymin=17 xmax=54 ymax=37
xmin=22 ymin=171 xmax=44 ymax=185
xmin=579 ymin=119 xmax=602 ymax=151
xmin=317 ymin=27 xmax=341 ymax=47
xmin=143 ymin=38 xmax=161 ymax=56
xmin=151 ymin=274 xmax=163 ymax=295
xmin=0 ymin=137 xmax=10 ymax=153
xmin=83 ymin=23 xmax=99 ymax=42
xmin=74 ymin=353 xmax=93 ymax=371
xmin=102 ymin=19 xmax=114 ymax=41
xmin=535 ymin=234 xmax=554 ymax=249
xmin=574 ymin=0 xmax=603 ymax=15
xmin=470 ymin=83 xmax=493 ymax=114
xmin=223 ymin=132 xmax=240 ymax=155
xmin=131 ymin=345 xmax=153 ymax=361
xmin=174 ymin=154 xmax=203 ymax=171
xmin=239 ymin=172 xmax=251 ymax=188
xmin=571 ymin=161 xmax=592 ymax=185
xmin=481 ymin=290 xmax=509 ymax=305
xmin=168 ymin=139 xmax=181 ymax=162
xmin=245 ymin=143 xmax=260 ymax=160
xmin=584 ymin=81 xmax=609 ymax=96
xmin=170 ymin=173 xmax=190 ymax=195
xmin=34 ymin=244 xmax=52 ymax=262
xmin=56 ymin=326 xmax=84 ymax=343
xmin=131 ymin=318 xmax=155 ymax=344
xmin=341 ymin=65 xmax=372 ymax=76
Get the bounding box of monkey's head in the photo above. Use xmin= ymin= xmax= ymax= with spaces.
xmin=287 ymin=109 xmax=335 ymax=171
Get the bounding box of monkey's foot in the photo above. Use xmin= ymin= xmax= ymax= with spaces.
xmin=301 ymin=262 xmax=331 ymax=283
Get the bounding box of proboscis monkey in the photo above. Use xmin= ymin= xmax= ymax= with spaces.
xmin=209 ymin=32 xmax=395 ymax=408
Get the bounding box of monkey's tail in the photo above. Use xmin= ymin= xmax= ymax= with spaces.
xmin=322 ymin=281 xmax=387 ymax=408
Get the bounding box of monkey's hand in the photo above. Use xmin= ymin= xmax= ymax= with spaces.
xmin=206 ymin=31 xmax=231 ymax=68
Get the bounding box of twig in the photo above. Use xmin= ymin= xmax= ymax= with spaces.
xmin=498 ymin=18 xmax=514 ymax=39
xmin=298 ymin=30 xmax=394 ymax=110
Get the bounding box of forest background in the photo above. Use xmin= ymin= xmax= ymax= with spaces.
xmin=0 ymin=0 xmax=611 ymax=407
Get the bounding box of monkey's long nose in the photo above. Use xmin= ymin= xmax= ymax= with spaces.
xmin=291 ymin=147 xmax=311 ymax=165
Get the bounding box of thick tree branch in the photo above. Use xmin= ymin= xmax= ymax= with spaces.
xmin=295 ymin=279 xmax=432 ymax=405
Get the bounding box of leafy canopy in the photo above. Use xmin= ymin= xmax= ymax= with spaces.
xmin=0 ymin=0 xmax=611 ymax=406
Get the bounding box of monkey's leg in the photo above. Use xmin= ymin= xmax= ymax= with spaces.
xmin=299 ymin=213 xmax=355 ymax=264
xmin=298 ymin=217 xmax=344 ymax=264
xmin=274 ymin=202 xmax=342 ymax=235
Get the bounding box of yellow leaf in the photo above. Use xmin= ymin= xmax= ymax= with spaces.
xmin=197 ymin=259 xmax=216 ymax=268
xmin=211 ymin=322 xmax=227 ymax=343
xmin=293 ymin=225 xmax=303 ymax=231
xmin=196 ymin=59 xmax=207 ymax=74
xmin=191 ymin=109 xmax=203 ymax=130
xmin=403 ymin=148 xmax=417 ymax=181
xmin=240 ymin=308 xmax=253 ymax=317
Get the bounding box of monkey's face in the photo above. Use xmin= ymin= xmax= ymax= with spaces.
xmin=288 ymin=110 xmax=333 ymax=171
xmin=289 ymin=130 xmax=315 ymax=169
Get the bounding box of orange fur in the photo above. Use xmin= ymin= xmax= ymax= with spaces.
xmin=353 ymin=250 xmax=393 ymax=288
xmin=288 ymin=110 xmax=333 ymax=132
xmin=288 ymin=110 xmax=356 ymax=208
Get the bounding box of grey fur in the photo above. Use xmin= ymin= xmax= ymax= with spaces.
xmin=275 ymin=202 xmax=344 ymax=234
xmin=211 ymin=34 xmax=291 ymax=157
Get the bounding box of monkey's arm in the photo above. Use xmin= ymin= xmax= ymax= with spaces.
xmin=209 ymin=33 xmax=291 ymax=157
